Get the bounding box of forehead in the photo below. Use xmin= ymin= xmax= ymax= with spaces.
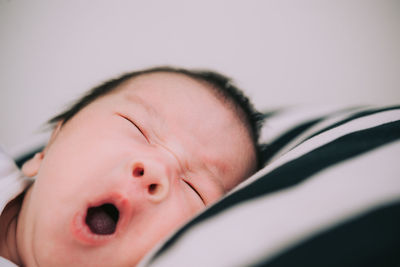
xmin=119 ymin=72 xmax=221 ymax=106
xmin=116 ymin=72 xmax=231 ymax=125
xmin=111 ymin=72 xmax=256 ymax=189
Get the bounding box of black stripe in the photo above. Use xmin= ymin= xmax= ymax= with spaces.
xmin=255 ymin=201 xmax=400 ymax=267
xmin=303 ymin=105 xmax=400 ymax=143
xmin=261 ymin=106 xmax=365 ymax=164
xmin=261 ymin=118 xmax=324 ymax=163
xmin=151 ymin=120 xmax=400 ymax=260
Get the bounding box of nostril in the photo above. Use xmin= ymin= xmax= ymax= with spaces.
xmin=148 ymin=184 xmax=158 ymax=195
xmin=147 ymin=181 xmax=169 ymax=202
xmin=133 ymin=164 xmax=144 ymax=177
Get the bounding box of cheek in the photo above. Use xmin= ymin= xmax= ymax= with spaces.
xmin=173 ymin=179 xmax=205 ymax=214
xmin=146 ymin=202 xmax=194 ymax=241
xmin=41 ymin=127 xmax=132 ymax=178
xmin=147 ymin=187 xmax=201 ymax=232
xmin=29 ymin=168 xmax=80 ymax=231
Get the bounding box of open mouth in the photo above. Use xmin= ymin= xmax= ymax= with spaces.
xmin=71 ymin=194 xmax=131 ymax=245
xmin=85 ymin=203 xmax=120 ymax=235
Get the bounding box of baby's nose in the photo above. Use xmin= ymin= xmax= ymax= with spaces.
xmin=131 ymin=161 xmax=170 ymax=203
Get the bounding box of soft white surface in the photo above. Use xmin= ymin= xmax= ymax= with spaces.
xmin=1 ymin=0 xmax=400 ymax=152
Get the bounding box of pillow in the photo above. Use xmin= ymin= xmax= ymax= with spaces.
xmin=138 ymin=105 xmax=400 ymax=267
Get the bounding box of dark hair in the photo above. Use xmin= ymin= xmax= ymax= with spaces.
xmin=49 ymin=66 xmax=265 ymax=169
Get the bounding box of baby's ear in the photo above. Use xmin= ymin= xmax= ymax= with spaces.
xmin=21 ymin=152 xmax=44 ymax=177
xmin=21 ymin=121 xmax=63 ymax=177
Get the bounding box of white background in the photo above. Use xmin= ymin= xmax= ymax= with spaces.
xmin=1 ymin=0 xmax=399 ymax=155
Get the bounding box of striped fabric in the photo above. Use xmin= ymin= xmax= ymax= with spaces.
xmin=138 ymin=105 xmax=400 ymax=267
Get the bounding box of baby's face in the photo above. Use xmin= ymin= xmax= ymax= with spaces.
xmin=18 ymin=72 xmax=256 ymax=266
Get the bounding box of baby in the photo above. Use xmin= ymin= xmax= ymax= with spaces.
xmin=0 ymin=66 xmax=264 ymax=266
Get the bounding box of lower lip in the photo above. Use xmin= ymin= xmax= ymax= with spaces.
xmin=71 ymin=211 xmax=115 ymax=246
xmin=70 ymin=194 xmax=131 ymax=246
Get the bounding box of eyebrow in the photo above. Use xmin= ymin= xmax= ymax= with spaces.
xmin=124 ymin=93 xmax=160 ymax=119
xmin=124 ymin=93 xmax=167 ymax=137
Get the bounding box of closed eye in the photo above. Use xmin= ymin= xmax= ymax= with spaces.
xmin=183 ymin=180 xmax=205 ymax=205
xmin=117 ymin=113 xmax=149 ymax=142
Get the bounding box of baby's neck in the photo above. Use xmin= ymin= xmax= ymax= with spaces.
xmin=0 ymin=194 xmax=23 ymax=265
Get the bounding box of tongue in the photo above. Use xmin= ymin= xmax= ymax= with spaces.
xmin=85 ymin=205 xmax=118 ymax=235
